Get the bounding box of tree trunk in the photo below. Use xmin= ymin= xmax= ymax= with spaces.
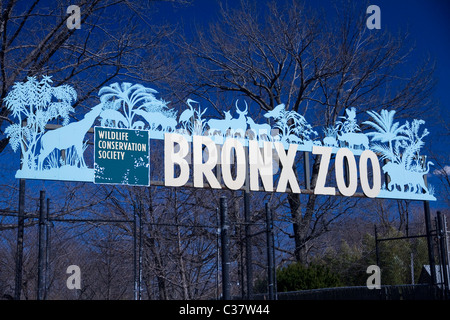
xmin=288 ymin=155 xmax=321 ymax=263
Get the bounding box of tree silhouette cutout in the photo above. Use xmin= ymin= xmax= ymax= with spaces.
xmin=4 ymin=76 xmax=76 ymax=170
xmin=264 ymin=104 xmax=317 ymax=144
xmin=98 ymin=82 xmax=175 ymax=130
xmin=363 ymin=109 xmax=407 ymax=161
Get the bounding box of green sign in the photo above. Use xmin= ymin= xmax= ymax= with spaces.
xmin=94 ymin=127 xmax=149 ymax=186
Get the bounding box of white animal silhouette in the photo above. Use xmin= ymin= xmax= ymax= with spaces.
xmin=383 ymin=161 xmax=433 ymax=193
xmin=264 ymin=104 xmax=285 ymax=120
xmin=323 ymin=136 xmax=338 ymax=147
xmin=337 ymin=132 xmax=369 ymax=150
xmin=134 ymin=109 xmax=177 ymax=132
xmin=228 ymin=101 xmax=248 ymax=138
xmin=246 ymin=117 xmax=272 ymax=141
xmin=345 ymin=107 xmax=356 ymax=121
xmin=179 ymin=99 xmax=198 ymax=122
xmin=38 ymin=103 xmax=103 ymax=170
xmin=207 ymin=111 xmax=232 ymax=136
xmin=99 ymin=109 xmax=128 ymax=128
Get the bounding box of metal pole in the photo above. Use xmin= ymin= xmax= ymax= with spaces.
xmin=138 ymin=201 xmax=143 ymax=300
xmin=265 ymin=203 xmax=274 ymax=300
xmin=424 ymin=201 xmax=436 ymax=288
xmin=437 ymin=211 xmax=449 ymax=298
xmin=243 ymin=146 xmax=253 ymax=300
xmin=445 ymin=216 xmax=450 ymax=276
xmin=216 ymin=208 xmax=220 ymax=300
xmin=220 ymin=196 xmax=230 ymax=300
xmin=374 ymin=225 xmax=380 ymax=267
xmin=133 ymin=205 xmax=138 ymax=300
xmin=244 ymin=190 xmax=253 ymax=299
xmin=272 ymin=222 xmax=277 ymax=300
xmin=37 ymin=190 xmax=46 ymax=300
xmin=14 ymin=179 xmax=25 ymax=300
xmin=303 ymin=152 xmax=311 ymax=190
xmin=44 ymin=198 xmax=50 ymax=300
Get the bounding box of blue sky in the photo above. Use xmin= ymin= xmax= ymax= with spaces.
xmin=153 ymin=0 xmax=449 ymax=208
xmin=154 ymin=0 xmax=449 ymax=123
xmin=1 ymin=0 xmax=448 ymax=209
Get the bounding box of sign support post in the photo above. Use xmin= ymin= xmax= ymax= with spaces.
xmin=437 ymin=211 xmax=449 ymax=298
xmin=14 ymin=179 xmax=25 ymax=300
xmin=220 ymin=196 xmax=230 ymax=300
xmin=37 ymin=190 xmax=46 ymax=300
xmin=424 ymin=200 xmax=437 ymax=288
xmin=265 ymin=203 xmax=275 ymax=300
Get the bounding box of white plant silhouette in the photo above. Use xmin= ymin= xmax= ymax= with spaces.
xmin=99 ymin=82 xmax=175 ymax=129
xmin=4 ymin=76 xmax=76 ymax=170
xmin=363 ymin=109 xmax=407 ymax=161
xmin=264 ymin=104 xmax=316 ymax=144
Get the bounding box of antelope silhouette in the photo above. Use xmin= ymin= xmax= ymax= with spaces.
xmin=228 ymin=100 xmax=248 ymax=138
xmin=207 ymin=111 xmax=232 ymax=136
xmin=38 ymin=104 xmax=103 ymax=170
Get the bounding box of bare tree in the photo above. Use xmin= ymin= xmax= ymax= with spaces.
xmin=173 ymin=0 xmax=436 ymax=263
xmin=0 ymin=0 xmax=187 ymax=153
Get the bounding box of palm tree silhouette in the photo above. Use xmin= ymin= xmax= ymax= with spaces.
xmin=98 ymin=82 xmax=162 ymax=129
xmin=363 ymin=109 xmax=407 ymax=161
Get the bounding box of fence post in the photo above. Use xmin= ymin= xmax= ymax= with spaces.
xmin=266 ymin=203 xmax=275 ymax=300
xmin=220 ymin=196 xmax=230 ymax=300
xmin=133 ymin=204 xmax=138 ymax=300
xmin=244 ymin=190 xmax=253 ymax=300
xmin=424 ymin=201 xmax=437 ymax=288
xmin=437 ymin=211 xmax=449 ymax=299
xmin=14 ymin=179 xmax=26 ymax=300
xmin=44 ymin=197 xmax=50 ymax=300
xmin=303 ymin=152 xmax=310 ymax=190
xmin=138 ymin=201 xmax=143 ymax=300
xmin=374 ymin=225 xmax=380 ymax=266
xmin=37 ymin=190 xmax=46 ymax=300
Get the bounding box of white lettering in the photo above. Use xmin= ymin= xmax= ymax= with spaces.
xmin=274 ymin=142 xmax=300 ymax=193
xmin=66 ymin=265 xmax=81 ymax=289
xmin=366 ymin=5 xmax=381 ymax=30
xmin=193 ymin=135 xmax=221 ymax=189
xmin=67 ymin=5 xmax=81 ymax=30
xmin=366 ymin=265 xmax=381 ymax=289
xmin=312 ymin=146 xmax=335 ymax=196
xmin=359 ymin=150 xmax=382 ymax=198
xmin=164 ymin=133 xmax=190 ymax=187
xmin=221 ymin=139 xmax=246 ymax=190
xmin=249 ymin=140 xmax=273 ymax=192
xmin=335 ymin=148 xmax=358 ymax=197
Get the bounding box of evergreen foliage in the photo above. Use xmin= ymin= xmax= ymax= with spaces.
xmin=276 ymin=262 xmax=342 ymax=292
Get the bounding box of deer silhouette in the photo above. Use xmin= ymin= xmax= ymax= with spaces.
xmin=207 ymin=111 xmax=232 ymax=136
xmin=38 ymin=103 xmax=103 ymax=170
xmin=228 ymin=100 xmax=248 ymax=138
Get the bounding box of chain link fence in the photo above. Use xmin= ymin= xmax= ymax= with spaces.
xmin=0 ymin=191 xmax=272 ymax=300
